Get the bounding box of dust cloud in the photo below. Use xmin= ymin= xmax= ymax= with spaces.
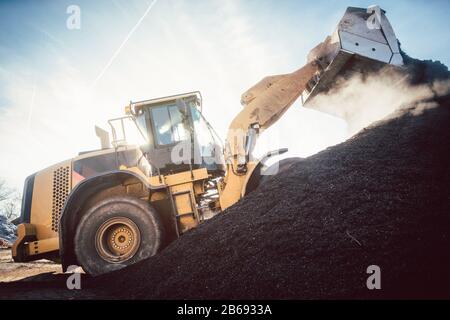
xmin=309 ymin=68 xmax=450 ymax=135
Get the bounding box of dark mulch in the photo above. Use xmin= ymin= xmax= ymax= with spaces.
xmin=91 ymin=93 xmax=450 ymax=299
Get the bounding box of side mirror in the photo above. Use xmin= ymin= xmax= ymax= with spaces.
xmin=95 ymin=126 xmax=111 ymax=149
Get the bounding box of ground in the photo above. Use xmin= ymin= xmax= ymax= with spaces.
xmin=0 ymin=249 xmax=96 ymax=299
xmin=0 ymin=249 xmax=61 ymax=283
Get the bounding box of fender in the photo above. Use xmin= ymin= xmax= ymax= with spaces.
xmin=59 ymin=169 xmax=165 ymax=271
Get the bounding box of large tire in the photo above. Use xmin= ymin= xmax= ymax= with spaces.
xmin=74 ymin=195 xmax=163 ymax=276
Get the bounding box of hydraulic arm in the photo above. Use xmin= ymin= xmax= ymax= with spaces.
xmin=225 ymin=60 xmax=322 ymax=172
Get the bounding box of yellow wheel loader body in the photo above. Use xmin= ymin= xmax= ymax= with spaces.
xmin=12 ymin=6 xmax=404 ymax=275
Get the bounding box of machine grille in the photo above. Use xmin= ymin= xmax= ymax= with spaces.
xmin=51 ymin=166 xmax=70 ymax=232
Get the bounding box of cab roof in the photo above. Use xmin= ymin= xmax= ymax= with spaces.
xmin=126 ymin=91 xmax=202 ymax=115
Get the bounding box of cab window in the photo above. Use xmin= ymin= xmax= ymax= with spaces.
xmin=190 ymin=106 xmax=216 ymax=157
xmin=151 ymin=105 xmax=189 ymax=145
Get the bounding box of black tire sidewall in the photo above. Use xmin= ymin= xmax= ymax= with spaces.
xmin=74 ymin=196 xmax=162 ymax=276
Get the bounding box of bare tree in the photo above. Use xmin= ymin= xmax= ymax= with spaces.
xmin=0 ymin=179 xmax=12 ymax=203
xmin=3 ymin=193 xmax=21 ymax=220
xmin=1 ymin=179 xmax=21 ymax=221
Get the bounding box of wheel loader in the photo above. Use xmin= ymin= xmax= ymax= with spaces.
xmin=12 ymin=6 xmax=404 ymax=275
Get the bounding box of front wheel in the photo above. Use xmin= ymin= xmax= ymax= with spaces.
xmin=74 ymin=195 xmax=163 ymax=276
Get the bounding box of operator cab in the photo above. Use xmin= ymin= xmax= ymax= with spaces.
xmin=127 ymin=92 xmax=225 ymax=176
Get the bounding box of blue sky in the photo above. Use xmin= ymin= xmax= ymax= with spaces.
xmin=0 ymin=0 xmax=449 ymax=188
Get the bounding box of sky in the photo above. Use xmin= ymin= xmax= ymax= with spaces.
xmin=0 ymin=0 xmax=449 ymax=189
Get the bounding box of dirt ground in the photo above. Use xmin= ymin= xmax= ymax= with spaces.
xmin=0 ymin=249 xmax=62 ymax=283
xmin=0 ymin=249 xmax=97 ymax=299
xmin=0 ymin=249 xmax=70 ymax=299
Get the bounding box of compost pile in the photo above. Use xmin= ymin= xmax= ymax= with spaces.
xmin=92 ymin=55 xmax=450 ymax=299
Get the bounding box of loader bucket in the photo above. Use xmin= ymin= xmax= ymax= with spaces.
xmin=301 ymin=6 xmax=403 ymax=116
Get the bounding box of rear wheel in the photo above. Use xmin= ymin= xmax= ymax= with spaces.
xmin=74 ymin=195 xmax=163 ymax=276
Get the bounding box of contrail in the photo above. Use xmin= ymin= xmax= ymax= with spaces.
xmin=91 ymin=0 xmax=158 ymax=88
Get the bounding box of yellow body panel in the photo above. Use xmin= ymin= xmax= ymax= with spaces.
xmin=26 ymin=238 xmax=59 ymax=257
xmin=149 ymin=168 xmax=208 ymax=232
xmin=30 ymin=160 xmax=72 ymax=240
xmin=219 ymin=162 xmax=257 ymax=210
xmin=171 ymin=183 xmax=199 ymax=232
xmin=11 ymin=223 xmax=36 ymax=259
xmin=13 ymin=164 xmax=212 ymax=262
xmin=162 ymin=168 xmax=208 ymax=186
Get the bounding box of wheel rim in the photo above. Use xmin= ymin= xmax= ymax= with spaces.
xmin=95 ymin=217 xmax=141 ymax=263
